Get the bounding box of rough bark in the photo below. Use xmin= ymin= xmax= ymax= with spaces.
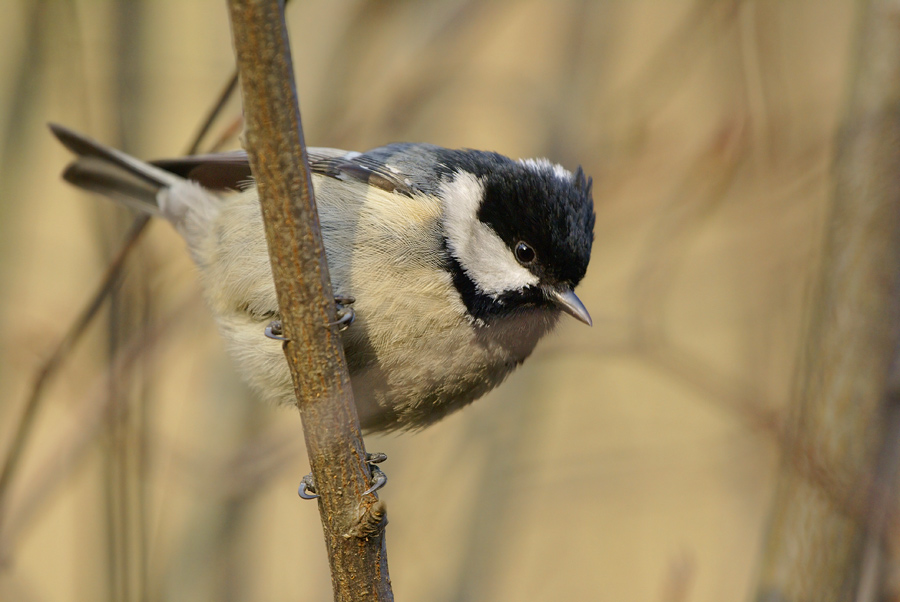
xmin=226 ymin=1 xmax=393 ymax=600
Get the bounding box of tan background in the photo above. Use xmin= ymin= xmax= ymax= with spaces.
xmin=0 ymin=1 xmax=855 ymax=600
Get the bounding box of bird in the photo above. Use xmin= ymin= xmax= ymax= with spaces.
xmin=50 ymin=123 xmax=595 ymax=436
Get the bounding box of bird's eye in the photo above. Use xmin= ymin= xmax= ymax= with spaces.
xmin=515 ymin=241 xmax=536 ymax=265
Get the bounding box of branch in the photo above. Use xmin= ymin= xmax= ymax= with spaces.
xmin=225 ymin=2 xmax=392 ymax=601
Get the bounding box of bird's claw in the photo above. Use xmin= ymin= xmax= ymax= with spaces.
xmin=363 ymin=465 xmax=388 ymax=496
xmin=362 ymin=452 xmax=388 ymax=496
xmin=296 ymin=452 xmax=387 ymax=501
xmin=267 ymin=297 xmax=354 ymax=338
xmin=298 ymin=473 xmax=318 ymax=499
xmin=265 ymin=320 xmax=288 ymax=341
xmin=366 ymin=452 xmax=387 ymax=464
xmin=329 ymin=296 xmax=356 ymax=331
xmin=329 ymin=308 xmax=355 ymax=331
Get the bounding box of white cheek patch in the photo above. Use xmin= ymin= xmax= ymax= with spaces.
xmin=518 ymin=158 xmax=571 ymax=182
xmin=441 ymin=171 xmax=539 ymax=297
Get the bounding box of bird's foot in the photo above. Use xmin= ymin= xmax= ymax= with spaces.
xmin=264 ymin=320 xmax=287 ymax=341
xmin=363 ymin=452 xmax=388 ymax=496
xmin=298 ymin=473 xmax=318 ymax=500
xmin=265 ymin=295 xmax=354 ymax=340
xmin=297 ymin=452 xmax=388 ymax=500
xmin=329 ymin=296 xmax=356 ymax=331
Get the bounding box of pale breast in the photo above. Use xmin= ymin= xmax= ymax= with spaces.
xmin=196 ymin=177 xmax=557 ymax=432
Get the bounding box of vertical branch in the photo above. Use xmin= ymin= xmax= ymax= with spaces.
xmin=225 ymin=2 xmax=392 ymax=601
xmin=754 ymin=1 xmax=900 ymax=599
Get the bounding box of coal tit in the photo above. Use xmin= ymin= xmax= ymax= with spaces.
xmin=50 ymin=124 xmax=595 ymax=433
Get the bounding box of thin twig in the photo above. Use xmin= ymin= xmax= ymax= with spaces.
xmin=185 ymin=71 xmax=239 ymax=155
xmin=0 ymin=215 xmax=149 ymax=528
xmin=225 ymin=1 xmax=392 ymax=600
xmin=207 ymin=114 xmax=245 ymax=153
xmin=0 ymin=54 xmax=242 ymax=542
xmin=854 ymin=391 xmax=900 ymax=602
xmin=0 ymin=294 xmax=195 ymax=564
xmin=755 ymin=0 xmax=900 ymax=597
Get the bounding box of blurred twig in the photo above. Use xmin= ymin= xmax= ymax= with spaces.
xmin=318 ymin=0 xmax=487 ymax=146
xmin=207 ymin=114 xmax=245 ymax=153
xmin=854 ymin=390 xmax=900 ymax=602
xmin=0 ymin=0 xmax=50 ymax=206
xmin=225 ymin=1 xmax=392 ymax=600
xmin=608 ymin=0 xmax=744 ymax=150
xmin=0 ymin=294 xmax=196 ymax=563
xmin=630 ymin=115 xmax=748 ymax=344
xmin=0 ymin=35 xmax=241 ymax=563
xmin=0 ymin=215 xmax=149 ymax=533
xmin=659 ymin=554 xmax=695 ymax=602
xmin=186 ymin=72 xmax=239 ymax=155
xmin=754 ymin=0 xmax=900 ymax=598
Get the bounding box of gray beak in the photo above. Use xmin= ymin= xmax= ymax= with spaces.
xmin=548 ymin=288 xmax=592 ymax=326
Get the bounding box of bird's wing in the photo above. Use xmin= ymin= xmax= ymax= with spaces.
xmin=151 ymin=148 xmax=355 ymax=190
xmin=151 ymin=144 xmax=448 ymax=198
xmin=151 ymin=151 xmax=252 ymax=191
xmin=308 ymin=153 xmax=419 ymax=197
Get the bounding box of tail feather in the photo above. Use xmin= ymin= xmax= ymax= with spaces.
xmin=50 ymin=123 xmax=182 ymax=214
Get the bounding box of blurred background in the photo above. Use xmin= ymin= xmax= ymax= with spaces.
xmin=0 ymin=1 xmax=858 ymax=600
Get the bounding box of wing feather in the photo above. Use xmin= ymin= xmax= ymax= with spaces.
xmin=150 ymin=145 xmax=431 ymax=198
